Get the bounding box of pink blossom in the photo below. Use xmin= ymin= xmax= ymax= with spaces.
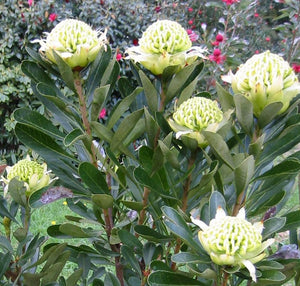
xmin=215 ymin=34 xmax=224 ymax=42
xmin=188 ymin=19 xmax=194 ymax=25
xmin=265 ymin=36 xmax=271 ymax=42
xmin=99 ymin=108 xmax=107 ymax=119
xmin=211 ymin=41 xmax=220 ymax=46
xmin=209 ymin=49 xmax=226 ymax=64
xmin=28 ymin=0 xmax=33 ymax=6
xmin=222 ymin=0 xmax=239 ymax=5
xmin=154 ymin=6 xmax=161 ymax=13
xmin=187 ymin=29 xmax=199 ymax=42
xmin=292 ymin=64 xmax=300 ymax=73
xmin=255 ymin=50 xmax=260 ymax=54
xmin=116 ymin=53 xmax=122 ymax=61
xmin=254 ymin=13 xmax=259 ymax=18
xmin=188 ymin=7 xmax=193 ymax=12
xmin=49 ymin=13 xmax=57 ymax=22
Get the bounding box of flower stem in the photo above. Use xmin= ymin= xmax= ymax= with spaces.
xmin=73 ymin=72 xmax=98 ymax=167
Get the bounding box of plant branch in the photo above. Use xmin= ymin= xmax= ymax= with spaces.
xmin=74 ymin=72 xmax=98 ymax=167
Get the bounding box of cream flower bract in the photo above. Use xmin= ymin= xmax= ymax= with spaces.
xmin=222 ymin=51 xmax=300 ymax=117
xmin=126 ymin=20 xmax=206 ymax=75
xmin=168 ymin=97 xmax=225 ymax=148
xmin=34 ymin=19 xmax=107 ymax=69
xmin=191 ymin=208 xmax=275 ymax=282
xmin=3 ymin=157 xmax=52 ymax=196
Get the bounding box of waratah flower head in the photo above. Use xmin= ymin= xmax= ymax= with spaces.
xmin=34 ymin=19 xmax=107 ymax=69
xmin=222 ymin=51 xmax=300 ymax=117
xmin=126 ymin=20 xmax=206 ymax=75
xmin=168 ymin=97 xmax=225 ymax=148
xmin=3 ymin=156 xmax=52 ymax=196
xmin=191 ymin=208 xmax=275 ymax=282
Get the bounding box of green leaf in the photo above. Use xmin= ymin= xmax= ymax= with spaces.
xmin=0 ymin=236 xmax=14 ymax=253
xmin=21 ymin=60 xmax=53 ymax=84
xmin=104 ymin=272 xmax=121 ymax=286
xmin=177 ymin=77 xmax=199 ymax=106
xmin=0 ymin=197 xmax=18 ymax=222
xmin=258 ymin=102 xmax=283 ymax=129
xmin=209 ymin=191 xmax=226 ymax=220
xmin=262 ymin=217 xmax=286 ymax=239
xmin=280 ymin=210 xmax=300 ymax=232
xmin=148 ymin=270 xmax=204 ymax=286
xmin=14 ymin=108 xmax=65 ymax=140
xmin=8 ymin=178 xmax=27 ymax=206
xmin=41 ymin=243 xmax=68 ymax=271
xmin=133 ymin=167 xmax=175 ymax=200
xmin=78 ymin=162 xmax=109 ymax=194
xmin=254 ymin=270 xmax=286 ymax=285
xmin=203 ymin=131 xmax=235 ymax=169
xmin=107 ymin=87 xmax=143 ymax=129
xmin=64 ymin=128 xmax=88 ymax=147
xmin=121 ymin=200 xmax=144 ymax=211
xmin=234 ymin=94 xmax=253 ymax=134
xmin=216 ymin=81 xmax=234 ymax=111
xmin=259 ymin=123 xmax=300 ymax=166
xmin=118 ymin=229 xmax=143 ymax=254
xmin=165 ymin=61 xmax=203 ymax=104
xmin=121 ymin=245 xmax=142 ymax=277
xmin=42 ymin=261 xmax=69 ymax=285
xmin=144 ymin=107 xmax=160 ymax=148
xmin=91 ymin=85 xmax=110 ymax=121
xmin=234 ymin=155 xmax=255 ymax=196
xmin=162 ymin=206 xmax=202 ymax=253
xmin=92 ymin=194 xmax=113 ymax=209
xmin=143 ymin=242 xmax=163 ymax=267
xmin=59 ymin=223 xmax=97 ymax=238
xmin=255 ymin=158 xmax=300 ymax=181
xmin=134 ymin=225 xmax=172 ymax=243
xmin=0 ymin=252 xmax=12 ymax=278
xmin=23 ymin=272 xmax=45 ymax=285
xmin=52 ymin=51 xmax=75 ymax=92
xmin=111 ymin=109 xmax=144 ymax=152
xmin=66 ymin=269 xmax=83 ymax=286
xmin=86 ymin=47 xmax=112 ymax=99
xmin=171 ymin=252 xmax=210 ymax=264
xmin=139 ymin=70 xmax=158 ymax=112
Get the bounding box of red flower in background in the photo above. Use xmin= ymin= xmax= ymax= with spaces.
xmin=28 ymin=0 xmax=33 ymax=6
xmin=154 ymin=6 xmax=161 ymax=13
xmin=292 ymin=64 xmax=300 ymax=73
xmin=132 ymin=39 xmax=138 ymax=46
xmin=209 ymin=49 xmax=226 ymax=64
xmin=187 ymin=29 xmax=199 ymax=42
xmin=116 ymin=53 xmax=123 ymax=61
xmin=49 ymin=13 xmax=57 ymax=22
xmin=215 ymin=34 xmax=224 ymax=42
xmin=188 ymin=7 xmax=193 ymax=12
xmin=222 ymin=0 xmax=239 ymax=5
xmin=99 ymin=108 xmax=107 ymax=119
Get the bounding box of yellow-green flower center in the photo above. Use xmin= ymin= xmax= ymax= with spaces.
xmin=7 ymin=159 xmax=45 ymax=183
xmin=46 ymin=19 xmax=99 ymax=54
xmin=202 ymin=216 xmax=262 ymax=257
xmin=139 ymin=20 xmax=192 ymax=54
xmin=173 ymin=97 xmax=223 ymax=131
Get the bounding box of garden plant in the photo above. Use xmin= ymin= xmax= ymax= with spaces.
xmin=1 ymin=0 xmax=300 ymax=286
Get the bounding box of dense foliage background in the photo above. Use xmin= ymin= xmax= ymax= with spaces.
xmin=1 ymin=0 xmax=299 ymax=164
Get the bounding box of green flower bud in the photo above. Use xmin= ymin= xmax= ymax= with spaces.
xmin=4 ymin=157 xmax=51 ymax=196
xmin=126 ymin=20 xmax=206 ymax=75
xmin=34 ymin=19 xmax=107 ymax=69
xmin=168 ymin=97 xmax=225 ymax=148
xmin=191 ymin=208 xmax=275 ymax=282
xmin=223 ymin=51 xmax=300 ymax=117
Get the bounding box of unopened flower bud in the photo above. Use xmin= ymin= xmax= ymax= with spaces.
xmin=34 ymin=19 xmax=107 ymax=69
xmin=126 ymin=20 xmax=206 ymax=75
xmin=222 ymin=51 xmax=300 ymax=117
xmin=168 ymin=97 xmax=224 ymax=148
xmin=191 ymin=208 xmax=275 ymax=282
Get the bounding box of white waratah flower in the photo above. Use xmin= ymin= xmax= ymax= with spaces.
xmin=168 ymin=97 xmax=226 ymax=148
xmin=191 ymin=208 xmax=275 ymax=282
xmin=2 ymin=156 xmax=53 ymax=196
xmin=126 ymin=20 xmax=207 ymax=75
xmin=33 ymin=19 xmax=107 ymax=69
xmin=222 ymin=50 xmax=300 ymax=117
